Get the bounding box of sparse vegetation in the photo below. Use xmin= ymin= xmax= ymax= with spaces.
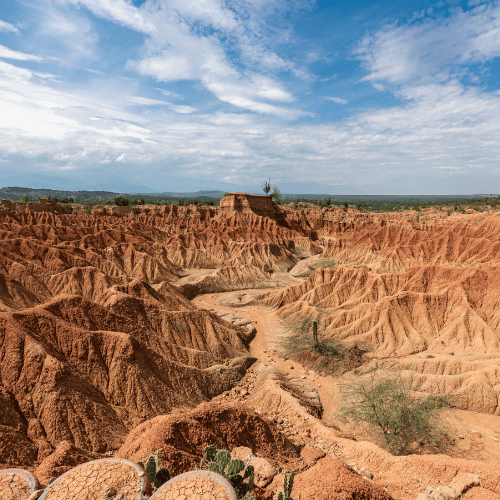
xmin=335 ymin=366 xmax=457 ymax=456
xmin=114 ymin=195 xmax=130 ymax=206
xmin=280 ymin=314 xmax=368 ymax=376
xmin=282 ymin=194 xmax=499 ymax=213
xmin=308 ymin=259 xmax=337 ymax=270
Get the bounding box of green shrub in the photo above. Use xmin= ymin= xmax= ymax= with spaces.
xmin=280 ymin=315 xmax=344 ymax=358
xmin=279 ymin=314 xmax=367 ymax=378
xmin=335 ymin=367 xmax=456 ymax=455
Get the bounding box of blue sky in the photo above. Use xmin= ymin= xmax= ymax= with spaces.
xmin=1 ymin=0 xmax=500 ymax=194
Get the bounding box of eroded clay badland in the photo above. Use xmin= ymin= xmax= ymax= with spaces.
xmin=2 ymin=193 xmax=500 ymax=499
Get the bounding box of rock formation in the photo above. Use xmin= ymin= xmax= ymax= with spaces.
xmin=3 ymin=198 xmax=500 ymax=500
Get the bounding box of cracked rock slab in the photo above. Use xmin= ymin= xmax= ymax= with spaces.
xmin=150 ymin=470 xmax=237 ymax=500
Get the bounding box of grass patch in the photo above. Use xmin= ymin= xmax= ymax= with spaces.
xmin=279 ymin=314 xmax=368 ymax=376
xmin=308 ymin=259 xmax=337 ymax=271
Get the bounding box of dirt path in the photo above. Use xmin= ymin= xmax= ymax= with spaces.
xmin=192 ymin=289 xmax=346 ymax=429
xmin=192 ymin=288 xmax=500 ymax=465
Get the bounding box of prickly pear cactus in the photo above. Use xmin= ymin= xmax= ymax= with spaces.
xmin=138 ymin=450 xmax=171 ymax=489
xmin=199 ymin=445 xmax=255 ymax=500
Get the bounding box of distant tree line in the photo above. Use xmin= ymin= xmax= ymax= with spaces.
xmin=287 ymin=196 xmax=499 ymax=213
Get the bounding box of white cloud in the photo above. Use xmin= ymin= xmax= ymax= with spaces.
xmin=324 ymin=96 xmax=348 ymax=104
xmin=356 ymin=2 xmax=500 ymax=87
xmin=129 ymin=96 xmax=172 ymax=106
xmin=0 ymin=45 xmax=44 ymax=62
xmin=154 ymin=88 xmax=184 ymax=100
xmin=128 ymin=53 xmax=198 ymax=82
xmin=67 ymin=0 xmax=306 ymax=116
xmin=1 ymin=48 xmax=499 ymax=192
xmin=0 ymin=20 xmax=19 ymax=33
xmin=170 ymin=104 xmax=197 ymax=114
xmin=63 ymin=0 xmax=156 ymax=34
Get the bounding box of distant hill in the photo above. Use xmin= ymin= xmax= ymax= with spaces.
xmin=0 ymin=187 xmax=120 ymax=202
xmin=162 ymin=190 xmax=228 ymax=198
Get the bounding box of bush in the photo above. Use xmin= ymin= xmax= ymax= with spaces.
xmin=114 ymin=196 xmax=129 ymax=206
xmin=335 ymin=366 xmax=456 ymax=455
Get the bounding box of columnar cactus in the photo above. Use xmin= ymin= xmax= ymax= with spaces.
xmin=312 ymin=320 xmax=318 ymax=346
xmin=199 ymin=444 xmax=255 ymax=500
xmin=276 ymin=470 xmax=300 ymax=500
xmin=138 ymin=450 xmax=171 ymax=489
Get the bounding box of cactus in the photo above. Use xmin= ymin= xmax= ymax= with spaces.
xmin=199 ymin=445 xmax=255 ymax=500
xmin=312 ymin=320 xmax=318 ymax=346
xmin=138 ymin=450 xmax=171 ymax=489
xmin=276 ymin=470 xmax=300 ymax=500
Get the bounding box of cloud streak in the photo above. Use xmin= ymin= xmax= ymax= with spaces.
xmin=0 ymin=45 xmax=44 ymax=62
xmin=0 ymin=20 xmax=18 ymax=33
xmin=324 ymin=96 xmax=348 ymax=104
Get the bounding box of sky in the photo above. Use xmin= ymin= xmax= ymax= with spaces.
xmin=1 ymin=0 xmax=500 ymax=194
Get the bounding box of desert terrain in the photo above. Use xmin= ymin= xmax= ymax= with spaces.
xmin=2 ymin=193 xmax=500 ymax=500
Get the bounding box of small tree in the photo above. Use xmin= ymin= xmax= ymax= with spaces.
xmin=19 ymin=195 xmax=31 ymax=203
xmin=335 ymin=366 xmax=456 ymax=455
xmin=271 ymin=185 xmax=282 ymax=204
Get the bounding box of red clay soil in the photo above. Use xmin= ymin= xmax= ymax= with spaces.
xmin=34 ymin=440 xmax=100 ymax=485
xmin=177 ymin=264 xmax=283 ymax=299
xmin=116 ymin=402 xmax=300 ymax=478
xmin=267 ymin=455 xmax=394 ymax=500
xmin=0 ymin=286 xmax=255 ymax=466
xmin=4 ymin=201 xmax=500 ymax=499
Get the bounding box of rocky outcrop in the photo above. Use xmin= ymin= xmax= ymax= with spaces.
xmin=220 ymin=193 xmax=276 ymax=218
